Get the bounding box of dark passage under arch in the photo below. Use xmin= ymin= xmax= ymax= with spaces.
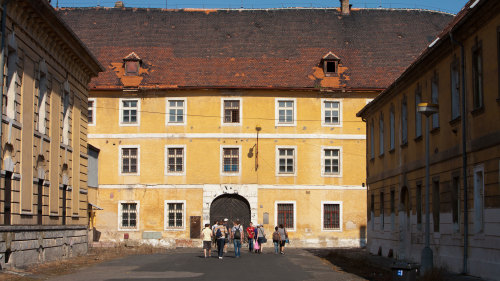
xmin=210 ymin=194 xmax=251 ymax=232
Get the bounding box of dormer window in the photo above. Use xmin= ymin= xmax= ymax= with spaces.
xmin=321 ymin=51 xmax=341 ymax=77
xmin=123 ymin=52 xmax=141 ymax=76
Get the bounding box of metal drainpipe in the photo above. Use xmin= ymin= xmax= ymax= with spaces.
xmin=0 ymin=0 xmax=11 ymax=169
xmin=450 ymin=32 xmax=468 ymax=275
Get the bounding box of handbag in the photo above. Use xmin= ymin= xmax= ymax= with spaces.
xmin=254 ymin=240 xmax=260 ymax=250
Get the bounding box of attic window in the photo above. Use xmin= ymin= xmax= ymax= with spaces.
xmin=321 ymin=52 xmax=341 ymax=77
xmin=125 ymin=61 xmax=139 ymax=76
xmin=325 ymin=61 xmax=337 ymax=74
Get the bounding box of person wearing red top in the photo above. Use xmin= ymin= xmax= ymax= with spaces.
xmin=246 ymin=222 xmax=256 ymax=252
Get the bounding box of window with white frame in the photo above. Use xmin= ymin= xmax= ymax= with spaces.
xmin=379 ymin=112 xmax=384 ymax=155
xmin=370 ymin=121 xmax=375 ymax=159
xmin=389 ymin=106 xmax=395 ymax=150
xmin=276 ymin=202 xmax=295 ymax=230
xmin=6 ymin=33 xmax=18 ymax=120
xmin=121 ymin=146 xmax=139 ymax=174
xmin=166 ymin=146 xmax=185 ymax=174
xmin=277 ymin=147 xmax=295 ymax=175
xmin=88 ymin=99 xmax=96 ymax=126
xmin=322 ymin=147 xmax=340 ymax=176
xmin=276 ymin=99 xmax=296 ymax=126
xmin=322 ymin=202 xmax=342 ymax=231
xmin=62 ymin=84 xmax=71 ymax=146
xmin=37 ymin=61 xmax=48 ymax=134
xmin=431 ymin=74 xmax=439 ymax=129
xmin=415 ymin=86 xmax=422 ymax=138
xmin=119 ymin=202 xmax=138 ymax=230
xmin=223 ymin=99 xmax=241 ymax=124
xmin=167 ymin=99 xmax=185 ymax=124
xmin=322 ymin=100 xmax=340 ymax=126
xmin=222 ymin=147 xmax=240 ymax=174
xmin=401 ymin=96 xmax=408 ymax=145
xmin=164 ymin=201 xmax=185 ymax=230
xmin=120 ymin=99 xmax=139 ymax=125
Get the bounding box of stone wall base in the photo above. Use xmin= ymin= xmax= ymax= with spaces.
xmin=0 ymin=225 xmax=88 ymax=269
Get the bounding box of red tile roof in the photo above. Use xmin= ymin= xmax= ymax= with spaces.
xmin=59 ymin=8 xmax=452 ymax=91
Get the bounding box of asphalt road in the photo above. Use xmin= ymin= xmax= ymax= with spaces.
xmin=48 ymin=247 xmax=366 ymax=281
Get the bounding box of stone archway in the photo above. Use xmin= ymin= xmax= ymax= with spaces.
xmin=210 ymin=194 xmax=251 ymax=231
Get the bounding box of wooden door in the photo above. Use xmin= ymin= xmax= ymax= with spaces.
xmin=190 ymin=216 xmax=201 ymax=239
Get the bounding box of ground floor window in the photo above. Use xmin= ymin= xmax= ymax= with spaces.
xmin=276 ymin=202 xmax=295 ymax=230
xmin=165 ymin=201 xmax=185 ymax=230
xmin=322 ymin=202 xmax=342 ymax=231
xmin=119 ymin=201 xmax=139 ymax=230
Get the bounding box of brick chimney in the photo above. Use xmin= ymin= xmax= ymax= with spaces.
xmin=115 ymin=1 xmax=125 ymax=8
xmin=339 ymin=0 xmax=351 ymax=15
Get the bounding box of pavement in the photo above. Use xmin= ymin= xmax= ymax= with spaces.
xmin=47 ymin=247 xmax=366 ymax=281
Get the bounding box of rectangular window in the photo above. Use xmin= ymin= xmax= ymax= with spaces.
xmin=125 ymin=61 xmax=139 ymax=76
xmin=167 ymin=147 xmax=184 ymax=173
xmin=380 ymin=192 xmax=384 ymax=230
xmin=401 ymin=97 xmax=408 ymax=144
xmin=88 ymin=99 xmax=95 ymax=126
xmin=120 ymin=202 xmax=138 ymax=229
xmin=452 ymin=176 xmax=460 ymax=233
xmin=390 ymin=190 xmax=395 ymax=230
xmin=62 ymin=90 xmax=71 ymax=145
xmin=323 ymin=100 xmax=340 ymax=125
xmin=166 ymin=202 xmax=184 ymax=229
xmin=370 ymin=121 xmax=375 ymax=159
xmin=325 ymin=61 xmax=337 ymax=74
xmin=415 ymin=87 xmax=422 ymax=138
xmin=431 ymin=75 xmax=439 ymax=129
xmin=167 ymin=100 xmax=184 ymax=124
xmin=389 ymin=108 xmax=395 ymax=150
xmin=451 ymin=59 xmax=461 ymax=120
xmin=432 ymin=179 xmax=440 ymax=232
xmin=323 ymin=203 xmax=341 ymax=230
xmin=472 ymin=41 xmax=483 ymax=110
xmin=370 ymin=194 xmax=375 ymax=230
xmin=379 ymin=113 xmax=384 ymax=155
xmin=223 ymin=147 xmax=239 ymax=173
xmin=277 ymin=203 xmax=294 ymax=229
xmin=276 ymin=99 xmax=295 ymax=125
xmin=223 ymin=100 xmax=240 ymax=123
xmin=277 ymin=148 xmax=295 ymax=174
xmin=416 ymin=183 xmax=422 ymax=229
xmin=473 ymin=165 xmax=484 ymax=233
xmin=121 ymin=147 xmax=138 ymax=174
xmin=323 ymin=148 xmax=340 ymax=176
xmin=121 ymin=99 xmax=138 ymax=125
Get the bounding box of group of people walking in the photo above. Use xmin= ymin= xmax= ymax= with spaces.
xmin=201 ymin=219 xmax=288 ymax=259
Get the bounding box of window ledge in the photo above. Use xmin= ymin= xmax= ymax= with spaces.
xmin=431 ymin=127 xmax=440 ymax=134
xmin=378 ymin=153 xmax=384 ymax=158
xmin=400 ymin=142 xmax=408 ymax=149
xmin=388 ymin=148 xmax=395 ymax=154
xmin=449 ymin=116 xmax=461 ymax=126
xmin=471 ymin=106 xmax=485 ymax=116
xmin=60 ymin=144 xmax=73 ymax=152
xmin=414 ymin=135 xmax=423 ymax=142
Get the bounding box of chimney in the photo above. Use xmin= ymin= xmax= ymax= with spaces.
xmin=115 ymin=1 xmax=125 ymax=8
xmin=339 ymin=0 xmax=351 ymax=15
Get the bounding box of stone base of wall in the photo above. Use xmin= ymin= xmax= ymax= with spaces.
xmin=0 ymin=225 xmax=88 ymax=269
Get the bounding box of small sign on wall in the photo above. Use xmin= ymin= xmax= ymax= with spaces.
xmin=263 ymin=212 xmax=269 ymax=225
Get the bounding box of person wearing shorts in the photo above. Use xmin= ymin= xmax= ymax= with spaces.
xmin=278 ymin=224 xmax=288 ymax=255
xmin=202 ymin=224 xmax=213 ymax=258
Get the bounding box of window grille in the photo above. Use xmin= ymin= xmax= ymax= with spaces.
xmin=122 ymin=148 xmax=138 ymax=173
xmin=168 ymin=100 xmax=184 ymax=123
xmin=278 ymin=101 xmax=294 ymax=123
xmin=277 ymin=203 xmax=294 ymax=228
xmin=121 ymin=203 xmax=137 ymax=228
xmin=324 ymin=101 xmax=340 ymax=125
xmin=323 ymin=204 xmax=340 ymax=230
xmin=167 ymin=148 xmax=183 ymax=172
xmin=122 ymin=100 xmax=138 ymax=124
xmin=167 ymin=203 xmax=183 ymax=228
xmin=278 ymin=148 xmax=294 ymax=173
xmin=224 ymin=100 xmax=240 ymax=123
xmin=223 ymin=148 xmax=239 ymax=172
xmin=324 ymin=149 xmax=340 ymax=175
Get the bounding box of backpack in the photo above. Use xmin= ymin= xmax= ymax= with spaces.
xmin=234 ymin=226 xmax=241 ymax=239
xmin=215 ymin=227 xmax=222 ymax=239
xmin=273 ymin=231 xmax=280 ymax=241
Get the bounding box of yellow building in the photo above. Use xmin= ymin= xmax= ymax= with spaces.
xmin=0 ymin=0 xmax=102 ymax=268
xmin=357 ymin=0 xmax=500 ymax=279
xmin=60 ymin=1 xmax=451 ymax=247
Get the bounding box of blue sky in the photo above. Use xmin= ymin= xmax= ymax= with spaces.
xmin=54 ymin=0 xmax=467 ymax=14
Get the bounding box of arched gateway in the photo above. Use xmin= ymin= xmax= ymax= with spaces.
xmin=210 ymin=194 xmax=251 ymax=231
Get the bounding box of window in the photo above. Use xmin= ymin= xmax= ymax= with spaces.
xmin=370 ymin=121 xmax=375 ymax=159
xmin=322 ymin=100 xmax=341 ymax=126
xmin=415 ymin=86 xmax=422 ymax=138
xmin=164 ymin=201 xmax=185 ymax=230
xmin=498 ymin=27 xmax=500 ymax=99
xmin=452 ymin=176 xmax=460 ymax=233
xmin=275 ymin=98 xmax=296 ymax=126
xmin=165 ymin=146 xmax=185 ymax=175
xmin=62 ymin=82 xmax=71 ymax=146
xmin=379 ymin=113 xmax=384 ymax=155
xmin=120 ymin=99 xmax=139 ymax=126
xmin=451 ymin=58 xmax=461 ymax=120
xmin=390 ymin=190 xmax=395 ymax=230
xmin=276 ymin=147 xmax=296 ymax=176
xmin=166 ymin=99 xmax=185 ymax=125
xmin=380 ymin=192 xmax=385 ymax=230
xmin=88 ymin=99 xmax=96 ymax=126
xmin=431 ymin=74 xmax=439 ymax=129
xmin=119 ymin=201 xmax=139 ymax=230
xmin=276 ymin=202 xmax=295 ymax=231
xmin=325 ymin=61 xmax=337 ymax=75
xmin=416 ymin=183 xmax=422 ymax=229
xmin=370 ymin=194 xmax=375 ymax=230
xmin=120 ymin=146 xmax=139 ymax=175
xmin=37 ymin=61 xmax=48 ymax=134
xmin=222 ymin=99 xmax=241 ymax=124
xmin=472 ymin=40 xmax=483 ymax=110
xmin=322 ymin=202 xmax=342 ymax=231
xmin=322 ymin=147 xmax=341 ymax=176
xmin=125 ymin=61 xmax=139 ymax=76
xmin=432 ymin=179 xmax=440 ymax=232
xmin=6 ymin=33 xmax=18 ymax=120
xmin=401 ymin=96 xmax=408 ymax=145
xmin=389 ymin=107 xmax=395 ymax=150
xmin=221 ymin=147 xmax=240 ymax=174
xmin=473 ymin=165 xmax=484 ymax=233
